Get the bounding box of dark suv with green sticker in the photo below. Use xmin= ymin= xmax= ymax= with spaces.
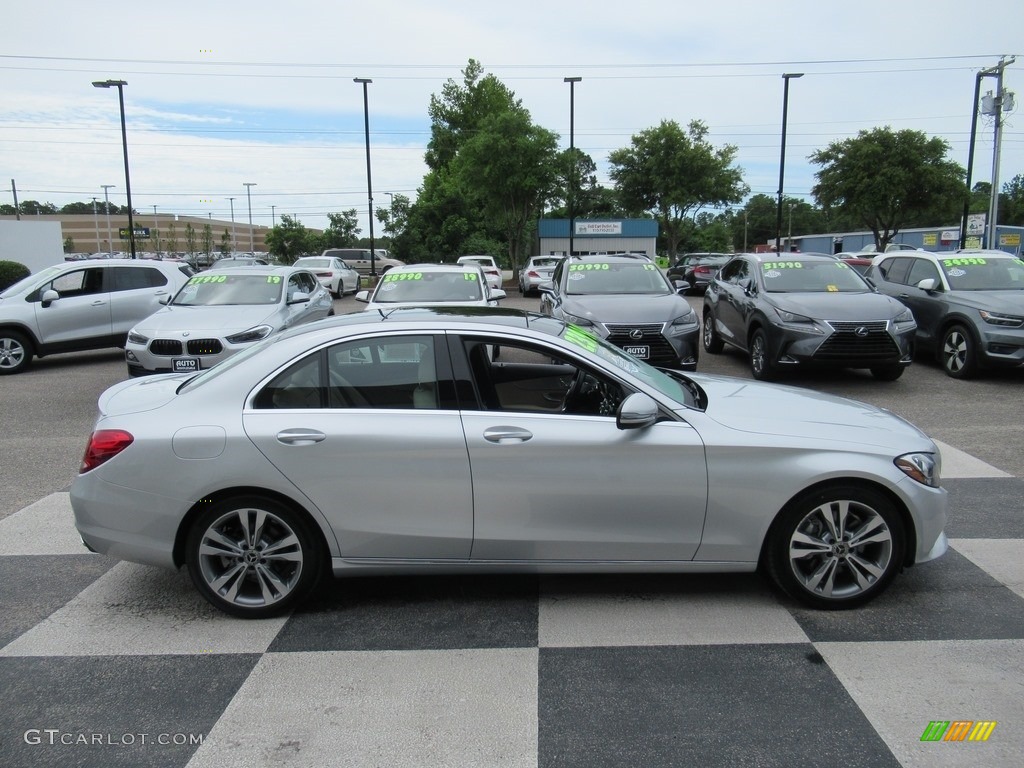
xmin=538 ymin=254 xmax=699 ymax=370
xmin=702 ymin=253 xmax=916 ymax=381
xmin=864 ymin=249 xmax=1024 ymax=378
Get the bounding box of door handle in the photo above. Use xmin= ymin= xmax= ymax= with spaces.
xmin=276 ymin=428 xmax=327 ymax=445
xmin=483 ymin=426 xmax=533 ymax=444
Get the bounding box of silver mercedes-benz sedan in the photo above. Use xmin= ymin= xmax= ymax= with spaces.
xmin=71 ymin=307 xmax=947 ymax=618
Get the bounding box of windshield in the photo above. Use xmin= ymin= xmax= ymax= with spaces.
xmin=372 ymin=271 xmax=483 ymax=303
xmin=530 ymin=258 xmax=562 ymax=269
xmin=940 ymin=256 xmax=1024 ymax=290
xmin=0 ymin=265 xmax=63 ymax=298
xmin=566 ymin=262 xmax=670 ymax=295
xmin=761 ymin=260 xmax=869 ymax=293
xmin=560 ymin=324 xmax=695 ymax=407
xmin=297 ymin=258 xmax=330 ymax=269
xmin=173 ymin=273 xmax=283 ymax=306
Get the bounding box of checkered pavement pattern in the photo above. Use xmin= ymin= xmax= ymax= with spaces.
xmin=1 ymin=440 xmax=1022 ymax=768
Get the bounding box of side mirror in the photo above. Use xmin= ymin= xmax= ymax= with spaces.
xmin=287 ymin=291 xmax=310 ymax=305
xmin=355 ymin=290 xmax=370 ymax=303
xmin=617 ymin=392 xmax=659 ymax=430
xmin=490 ymin=288 xmax=507 ymax=301
xmin=158 ymin=294 xmax=172 ymax=305
xmin=673 ymin=279 xmax=691 ymax=293
xmin=739 ymin=278 xmax=756 ymax=297
xmin=916 ymin=278 xmax=938 ymax=292
xmin=538 ymin=282 xmax=555 ymax=295
xmin=41 ymin=289 xmax=59 ymax=308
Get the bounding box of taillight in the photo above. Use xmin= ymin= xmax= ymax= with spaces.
xmin=81 ymin=429 xmax=134 ymax=473
xmin=694 ymin=266 xmax=712 ymax=276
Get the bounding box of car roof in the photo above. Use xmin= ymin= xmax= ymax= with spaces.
xmin=201 ymin=265 xmax=305 ymax=276
xmin=738 ymin=252 xmax=840 ymax=264
xmin=388 ymin=263 xmax=482 ymax=273
xmin=569 ymin=253 xmax=652 ymax=263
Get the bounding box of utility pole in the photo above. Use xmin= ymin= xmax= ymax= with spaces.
xmin=981 ymin=56 xmax=1015 ymax=249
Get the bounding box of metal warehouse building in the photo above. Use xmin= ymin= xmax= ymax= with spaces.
xmin=537 ymin=219 xmax=659 ymax=258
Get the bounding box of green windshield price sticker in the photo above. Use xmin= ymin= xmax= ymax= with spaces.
xmin=266 ymin=276 xmax=281 ymax=283
xmin=942 ymin=258 xmax=987 ymax=267
xmin=564 ymin=324 xmax=599 ymax=353
xmin=643 ymin=263 xmax=656 ymax=270
xmin=383 ymin=272 xmax=423 ymax=282
xmin=763 ymin=262 xmax=803 ymax=269
xmin=188 ymin=275 xmax=228 ymax=284
xmin=464 ymin=273 xmax=478 ymax=280
xmin=568 ymin=264 xmax=610 ymax=271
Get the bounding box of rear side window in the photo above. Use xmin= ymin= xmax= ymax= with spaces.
xmin=876 ymin=257 xmax=912 ymax=284
xmin=111 ymin=266 xmax=168 ymax=291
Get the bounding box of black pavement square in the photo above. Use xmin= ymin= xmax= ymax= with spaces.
xmin=538 ymin=644 xmax=900 ymax=768
xmin=269 ymin=573 xmax=539 ymax=652
xmin=0 ymin=654 xmax=260 ymax=768
xmin=943 ymin=477 xmax=1024 ymax=538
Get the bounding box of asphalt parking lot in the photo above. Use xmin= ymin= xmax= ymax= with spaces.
xmin=1 ymin=287 xmax=1023 ymax=767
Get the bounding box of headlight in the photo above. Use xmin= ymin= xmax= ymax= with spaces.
xmin=126 ymin=330 xmax=149 ymax=345
xmin=668 ymin=309 xmax=699 ymax=335
xmin=225 ymin=325 xmax=273 ymax=344
xmin=980 ymin=310 xmax=1024 ymax=327
xmin=773 ymin=306 xmax=825 ymax=333
xmin=563 ymin=313 xmax=594 ymax=327
xmin=894 ymin=308 xmax=915 ymax=325
xmin=895 ymin=452 xmax=940 ymax=487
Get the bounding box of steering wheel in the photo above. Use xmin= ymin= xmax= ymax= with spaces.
xmin=562 ymin=369 xmax=620 ymax=416
xmin=561 ymin=368 xmax=589 ymax=413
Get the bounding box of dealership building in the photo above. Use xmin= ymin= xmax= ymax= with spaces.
xmin=537 ymin=219 xmax=658 ymax=258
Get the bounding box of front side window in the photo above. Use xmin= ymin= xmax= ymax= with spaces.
xmin=906 ymin=258 xmax=941 ymax=288
xmin=39 ymin=267 xmax=105 ymax=299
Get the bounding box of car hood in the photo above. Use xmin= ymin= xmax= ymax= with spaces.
xmin=691 ymin=373 xmax=932 ymax=451
xmin=97 ymin=374 xmax=192 ymax=417
xmin=765 ymin=291 xmax=905 ymax=321
xmin=946 ymin=289 xmax=1024 ymax=314
xmin=564 ymin=293 xmax=692 ymax=324
xmin=134 ymin=304 xmax=281 ymax=335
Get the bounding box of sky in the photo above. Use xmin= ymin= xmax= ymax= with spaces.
xmin=2 ymin=0 xmax=1022 ymax=241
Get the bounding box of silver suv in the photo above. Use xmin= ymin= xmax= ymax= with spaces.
xmin=0 ymin=259 xmax=194 ymax=374
xmin=320 ymin=248 xmax=404 ymax=276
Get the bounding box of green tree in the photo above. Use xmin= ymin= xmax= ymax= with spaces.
xmin=184 ymin=223 xmax=197 ymax=259
xmin=201 ymin=224 xmax=214 ymax=259
xmin=608 ymin=120 xmax=748 ymax=256
xmin=265 ymin=215 xmax=315 ymax=264
xmin=453 ymin=110 xmax=559 ymax=270
xmin=165 ymin=222 xmax=179 ymax=254
xmin=998 ymin=174 xmax=1024 ymax=226
xmin=377 ymin=194 xmax=411 ymax=244
xmin=219 ymin=229 xmax=232 ymax=255
xmin=810 ymin=127 xmax=964 ymax=251
xmin=318 ymin=210 xmax=361 ymax=249
xmin=63 ymin=236 xmax=75 ymax=253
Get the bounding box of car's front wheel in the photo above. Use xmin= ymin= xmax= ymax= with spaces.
xmin=0 ymin=330 xmax=33 ymax=375
xmin=749 ymin=328 xmax=776 ymax=380
xmin=185 ymin=496 xmax=323 ymax=618
xmin=940 ymin=324 xmax=978 ymax=379
xmin=702 ymin=311 xmax=723 ymax=353
xmin=763 ymin=485 xmax=904 ymax=609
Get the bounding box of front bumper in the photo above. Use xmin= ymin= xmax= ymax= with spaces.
xmin=770 ymin=320 xmax=914 ymax=369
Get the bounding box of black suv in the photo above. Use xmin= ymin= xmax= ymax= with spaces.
xmin=539 ymin=254 xmax=699 ymax=370
xmin=702 ymin=253 xmax=916 ymax=380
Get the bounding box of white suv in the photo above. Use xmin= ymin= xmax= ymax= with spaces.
xmin=0 ymin=259 xmax=194 ymax=374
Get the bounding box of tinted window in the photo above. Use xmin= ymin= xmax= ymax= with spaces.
xmin=111 ymin=266 xmax=168 ymax=291
xmin=253 ymin=353 xmax=323 ymax=409
xmin=718 ymin=259 xmax=747 ymax=283
xmin=906 ymin=258 xmax=940 ymax=288
xmin=876 ymin=257 xmax=913 ymax=284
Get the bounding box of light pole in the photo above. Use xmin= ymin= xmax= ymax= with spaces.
xmin=270 ymin=205 xmax=276 ymax=228
xmin=92 ymin=197 xmax=100 ymax=253
xmin=564 ymin=76 xmax=582 ymax=258
xmin=776 ymin=73 xmax=803 ymax=253
xmin=354 ymin=77 xmax=377 ymax=276
xmin=101 ymin=184 xmax=115 ymax=253
xmin=743 ymin=210 xmax=748 ymax=253
xmin=152 ymin=205 xmax=159 ymax=254
xmin=243 ymin=183 xmax=256 ymax=253
xmin=93 ymin=79 xmax=137 ymax=259
xmin=787 ymin=202 xmax=794 ymax=251
xmin=227 ymin=197 xmax=237 ymax=252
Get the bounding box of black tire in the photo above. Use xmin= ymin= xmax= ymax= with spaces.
xmin=870 ymin=365 xmax=904 ymax=381
xmin=763 ymin=484 xmax=905 ymax=610
xmin=940 ymin=324 xmax=978 ymax=379
xmin=702 ymin=311 xmax=723 ymax=353
xmin=749 ymin=328 xmax=776 ymax=381
xmin=0 ymin=330 xmax=33 ymax=375
xmin=185 ymin=495 xmax=323 ymax=618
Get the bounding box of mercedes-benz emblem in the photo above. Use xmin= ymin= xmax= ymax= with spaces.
xmin=629 ymin=329 xmax=644 ymax=339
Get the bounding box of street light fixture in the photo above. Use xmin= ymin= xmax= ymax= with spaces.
xmin=775 ymin=73 xmax=803 ymax=254
xmin=101 ymin=184 xmax=115 ymax=254
xmin=227 ymin=197 xmax=237 ymax=252
xmin=564 ymin=77 xmax=582 ymax=258
xmin=271 ymin=205 xmax=276 ymax=228
xmin=243 ymin=183 xmax=256 ymax=253
xmin=91 ymin=197 xmax=100 ymax=253
xmin=354 ymin=78 xmax=377 ymax=276
xmin=93 ymin=79 xmax=137 ymax=259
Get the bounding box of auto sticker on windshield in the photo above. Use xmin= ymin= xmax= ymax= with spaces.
xmin=564 ymin=324 xmax=599 ymax=352
xmin=382 ymin=272 xmax=424 ymax=282
xmin=568 ymin=264 xmax=610 ymax=271
xmin=763 ymin=261 xmax=804 ymax=270
xmin=764 ymin=270 xmax=781 ymax=279
xmin=827 ymin=285 xmax=839 ymax=292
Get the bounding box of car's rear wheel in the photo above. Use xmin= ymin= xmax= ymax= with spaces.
xmin=0 ymin=330 xmax=33 ymax=375
xmin=764 ymin=485 xmax=904 ymax=609
xmin=870 ymin=365 xmax=904 ymax=381
xmin=702 ymin=312 xmax=723 ymax=353
xmin=185 ymin=496 xmax=322 ymax=618
xmin=749 ymin=328 xmax=776 ymax=380
xmin=940 ymin=324 xmax=977 ymax=379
